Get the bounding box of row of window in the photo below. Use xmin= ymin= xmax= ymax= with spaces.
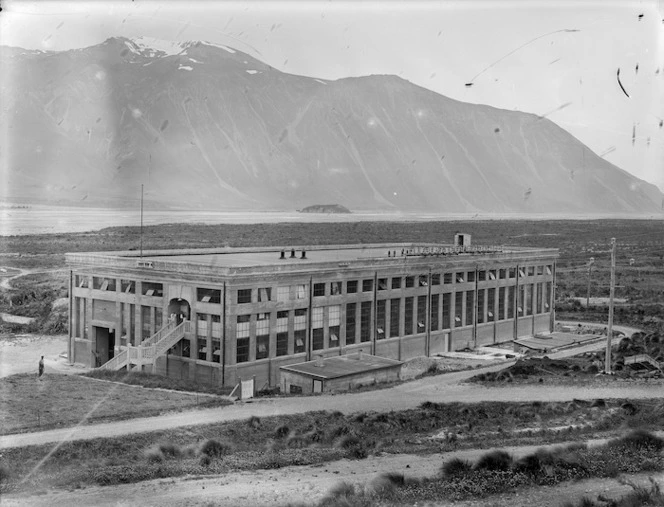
xmin=81 ymin=276 xmax=223 ymax=304
xmin=237 ymin=266 xmax=553 ymax=303
xmin=232 ymin=282 xmax=552 ymax=362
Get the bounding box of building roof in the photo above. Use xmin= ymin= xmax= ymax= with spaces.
xmin=280 ymin=353 xmax=403 ymax=380
xmin=66 ymin=242 xmax=559 ymax=278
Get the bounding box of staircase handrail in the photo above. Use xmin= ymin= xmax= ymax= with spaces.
xmin=99 ymin=349 xmax=128 ymax=370
xmin=153 ymin=320 xmax=188 ymax=357
xmin=141 ymin=320 xmax=177 ymax=348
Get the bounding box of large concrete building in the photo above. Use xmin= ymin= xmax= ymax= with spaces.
xmin=66 ymin=235 xmax=558 ymax=389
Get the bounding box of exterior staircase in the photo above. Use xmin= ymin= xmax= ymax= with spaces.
xmin=99 ymin=319 xmax=191 ymax=371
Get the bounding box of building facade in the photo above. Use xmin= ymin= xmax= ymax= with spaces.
xmin=66 ymin=239 xmax=558 ymax=389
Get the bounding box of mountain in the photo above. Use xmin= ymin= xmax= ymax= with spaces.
xmin=1 ymin=36 xmax=662 ymax=214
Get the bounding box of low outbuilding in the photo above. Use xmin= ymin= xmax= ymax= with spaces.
xmin=280 ymin=350 xmax=403 ymax=394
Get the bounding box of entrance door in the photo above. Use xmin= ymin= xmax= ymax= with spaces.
xmin=94 ymin=326 xmax=115 ymax=366
xmin=168 ymin=298 xmax=191 ymax=324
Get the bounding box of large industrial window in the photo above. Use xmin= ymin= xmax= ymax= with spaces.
xmin=312 ymin=308 xmax=324 ymax=350
xmin=405 ymin=276 xmax=415 ymax=288
xmin=536 ymin=283 xmax=543 ymax=314
xmin=489 ymin=270 xmax=497 ymax=280
xmin=419 ymin=275 xmax=428 ymax=287
xmin=477 ymin=289 xmax=485 ymax=324
xmin=181 ymin=338 xmax=190 ymax=358
xmin=487 ymin=288 xmax=496 ymax=322
xmin=330 ymin=281 xmax=342 ymax=295
xmin=346 ymin=303 xmax=357 ymax=345
xmin=430 ymin=294 xmax=439 ymax=330
xmin=198 ymin=339 xmax=207 ymax=361
xmin=499 ymin=268 xmax=507 ymax=279
xmin=509 ymin=268 xmax=516 ymax=279
xmin=431 ymin=273 xmax=441 ymax=285
xmin=442 ymin=293 xmax=451 ymax=329
xmin=236 ymin=338 xmax=249 ymax=363
xmin=498 ymin=287 xmax=506 ymax=320
xmin=545 ymin=282 xmax=552 ymax=310
xmin=454 ymin=292 xmax=464 ymax=326
xmin=294 ymin=308 xmax=307 ymax=353
xmin=376 ymin=300 xmax=386 ymax=339
xmin=362 ymin=279 xmax=373 ymax=292
xmin=277 ymin=286 xmax=290 ymax=301
xmin=467 ymin=271 xmax=476 ymax=283
xmin=404 ymin=297 xmax=414 ymax=335
xmin=211 ymin=339 xmax=221 ymax=363
xmin=142 ymin=281 xmax=162 ymax=297
xmin=197 ymin=313 xmax=209 ymax=338
xmin=360 ymin=302 xmax=372 ymax=342
xmin=518 ymin=285 xmax=525 ymax=315
xmin=197 ymin=288 xmax=221 ymax=304
xmin=390 ymin=298 xmax=400 ymax=337
xmin=256 ymin=313 xmax=270 ymax=359
xmin=313 ymin=283 xmax=325 ymax=297
xmin=236 ymin=314 xmax=250 ymax=339
xmin=443 ymin=273 xmax=453 ymax=284
xmin=417 ymin=295 xmax=426 ymax=332
xmin=210 ymin=314 xmax=220 ymax=337
xmin=525 ymin=284 xmax=533 ymax=315
xmin=537 ymin=265 xmax=544 ymax=275
xmin=378 ymin=278 xmax=388 ymax=291
xmin=257 ymin=287 xmax=271 ymax=302
xmin=329 ymin=305 xmax=340 ymax=346
xmin=465 ymin=291 xmax=475 ymax=326
xmin=141 ymin=306 xmax=152 ymax=340
xmin=121 ymin=279 xmax=135 ymax=294
xmin=237 ymin=289 xmax=252 ymax=304
xmin=347 ymin=280 xmax=358 ymax=294
xmin=391 ymin=277 xmax=402 ymax=289
xmin=276 ymin=310 xmax=289 ymax=356
xmin=508 ymin=286 xmax=515 ymax=318
xmin=546 ymin=265 xmax=553 ymax=275
xmin=456 ymin=273 xmax=465 ymax=283
xmin=294 ymin=330 xmax=306 ymax=354
xmin=478 ymin=271 xmax=486 ymax=282
xmin=527 ymin=266 xmax=535 ymax=276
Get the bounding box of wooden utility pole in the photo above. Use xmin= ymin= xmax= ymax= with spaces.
xmin=605 ymin=238 xmax=616 ymax=374
xmin=140 ymin=184 xmax=144 ymax=258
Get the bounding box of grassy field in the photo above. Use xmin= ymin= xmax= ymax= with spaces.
xmin=1 ymin=219 xmax=663 ymax=336
xmin=2 ymin=397 xmax=664 ymax=495
xmin=0 ymin=373 xmax=231 ymax=435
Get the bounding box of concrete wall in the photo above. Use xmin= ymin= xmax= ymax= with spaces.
xmin=476 ymin=323 xmax=495 ymax=346
xmin=517 ymin=316 xmax=534 ymax=337
xmin=534 ymin=314 xmax=551 ymax=334
xmin=450 ymin=326 xmax=474 ymax=350
xmin=281 ymin=366 xmax=402 ymax=395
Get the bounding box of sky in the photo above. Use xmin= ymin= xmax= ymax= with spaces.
xmin=2 ymin=0 xmax=663 ymax=190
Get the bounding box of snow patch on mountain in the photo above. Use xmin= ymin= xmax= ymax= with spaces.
xmin=246 ymin=70 xmax=259 ymax=75
xmin=129 ymin=36 xmax=191 ymax=57
xmin=189 ymin=58 xmax=202 ymax=63
xmin=178 ymin=65 xmax=193 ymax=71
xmin=204 ymin=41 xmax=236 ymax=54
xmin=314 ymin=79 xmax=327 ymax=85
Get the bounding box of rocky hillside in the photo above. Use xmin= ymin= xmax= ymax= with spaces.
xmin=1 ymin=37 xmax=662 ymax=213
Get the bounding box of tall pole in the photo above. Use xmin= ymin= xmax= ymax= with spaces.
xmin=605 ymin=238 xmax=616 ymax=374
xmin=140 ymin=184 xmax=144 ymax=258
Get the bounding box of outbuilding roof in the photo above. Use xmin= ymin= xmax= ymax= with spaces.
xmin=280 ymin=352 xmax=403 ymax=380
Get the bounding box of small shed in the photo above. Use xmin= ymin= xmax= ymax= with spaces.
xmin=280 ymin=351 xmax=403 ymax=394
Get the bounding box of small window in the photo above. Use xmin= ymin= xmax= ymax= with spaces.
xmin=391 ymin=277 xmax=402 ymax=289
xmin=519 ymin=268 xmax=526 ymax=278
xmin=478 ymin=271 xmax=486 ymax=281
xmin=290 ymin=384 xmax=303 ymax=394
xmin=467 ymin=271 xmax=475 ymax=282
xmin=197 ymin=288 xmax=221 ymax=304
xmin=237 ymin=289 xmax=252 ymax=304
xmin=405 ymin=276 xmax=415 ymax=288
xmin=346 ymin=280 xmax=358 ymax=294
xmin=546 ymin=265 xmax=552 ymax=275
xmin=258 ymin=287 xmax=272 ymax=302
xmin=537 ymin=265 xmax=544 ymax=275
xmin=456 ymin=273 xmax=465 ymax=283
xmin=431 ymin=274 xmax=441 ymax=285
xmin=443 ymin=273 xmax=453 ymax=284
xmin=419 ymin=275 xmax=428 ymax=287
xmin=121 ymin=280 xmax=135 ymax=294
xmin=330 ymin=281 xmax=342 ymax=295
xmin=362 ymin=279 xmax=373 ymax=292
xmin=499 ymin=269 xmax=507 ymax=279
xmin=378 ymin=278 xmax=388 ymax=290
xmin=313 ymin=283 xmax=325 ymax=297
xmin=489 ymin=270 xmax=497 ymax=280
xmin=78 ymin=276 xmax=88 ymax=288
xmin=509 ymin=268 xmax=516 ymax=279
xmin=296 ymin=284 xmax=307 ymax=299
xmin=528 ymin=266 xmax=535 ymax=276
xmin=142 ymin=282 xmax=162 ymax=297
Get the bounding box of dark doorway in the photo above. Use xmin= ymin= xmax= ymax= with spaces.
xmin=94 ymin=326 xmax=115 ymax=367
xmin=168 ymin=298 xmax=191 ymax=324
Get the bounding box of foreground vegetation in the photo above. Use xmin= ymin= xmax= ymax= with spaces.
xmin=1 ymin=220 xmax=662 ymax=335
xmin=0 ymin=373 xmax=231 ymax=435
xmin=3 ymin=398 xmax=664 ymax=495
xmin=296 ymin=430 xmax=664 ymax=506
xmin=83 ymin=370 xmax=234 ymax=396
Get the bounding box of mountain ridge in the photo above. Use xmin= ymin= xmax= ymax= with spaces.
xmin=1 ymin=37 xmax=662 ymax=214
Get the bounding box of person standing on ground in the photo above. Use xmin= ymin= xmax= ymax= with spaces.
xmin=38 ymin=355 xmax=44 ymax=379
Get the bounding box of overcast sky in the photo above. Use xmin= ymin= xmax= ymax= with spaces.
xmin=2 ymin=0 xmax=663 ymax=190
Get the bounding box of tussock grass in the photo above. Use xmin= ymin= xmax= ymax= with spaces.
xmin=83 ymin=370 xmax=233 ymax=396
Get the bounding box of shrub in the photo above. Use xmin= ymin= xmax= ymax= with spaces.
xmin=248 ymin=415 xmax=261 ymax=429
xmin=474 ymin=450 xmax=513 ymax=471
xmin=274 ymin=424 xmax=290 ymax=439
xmin=144 ymin=447 xmax=165 ymax=463
xmin=286 ymin=435 xmax=308 ymax=449
xmin=441 ymin=457 xmax=472 ymax=477
xmin=199 ymin=439 xmax=231 ymax=457
xmin=608 ymin=429 xmax=664 ymax=451
xmin=158 ymin=442 xmax=182 ymax=458
xmin=320 ymin=481 xmax=357 ymax=504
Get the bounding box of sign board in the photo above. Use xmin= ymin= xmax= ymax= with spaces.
xmin=240 ymin=378 xmax=254 ymax=400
